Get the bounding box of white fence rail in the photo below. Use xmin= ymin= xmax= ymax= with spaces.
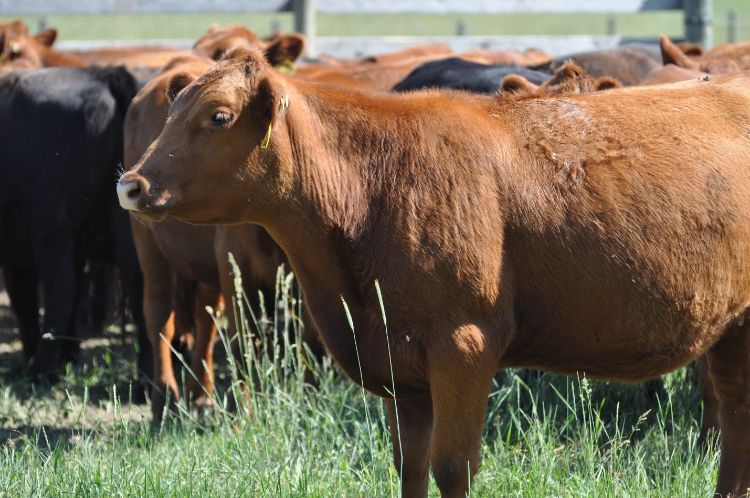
xmin=2 ymin=0 xmax=713 ymax=57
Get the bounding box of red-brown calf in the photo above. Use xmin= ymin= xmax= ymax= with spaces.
xmin=119 ymin=48 xmax=750 ymax=497
xmin=125 ymin=49 xmax=318 ymax=420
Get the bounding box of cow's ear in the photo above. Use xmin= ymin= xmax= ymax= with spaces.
xmin=165 ymin=72 xmax=197 ymax=104
xmin=501 ymin=74 xmax=538 ymax=94
xmin=594 ymin=76 xmax=622 ymax=91
xmin=255 ymin=77 xmax=290 ymax=149
xmin=34 ymin=28 xmax=57 ymax=47
xmin=264 ymin=33 xmax=305 ymax=66
xmin=659 ymin=34 xmax=700 ymax=70
xmin=676 ymin=42 xmax=703 ymax=57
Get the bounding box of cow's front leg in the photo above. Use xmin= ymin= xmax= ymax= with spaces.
xmin=427 ymin=324 xmax=495 ymax=498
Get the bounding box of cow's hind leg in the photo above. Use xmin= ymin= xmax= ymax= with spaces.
xmin=707 ymin=321 xmax=750 ymax=497
xmin=696 ymin=355 xmax=720 ymax=447
xmin=427 ymin=324 xmax=495 ymax=498
xmin=385 ymin=394 xmax=433 ymax=498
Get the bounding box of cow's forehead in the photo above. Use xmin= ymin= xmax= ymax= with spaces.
xmin=170 ymin=68 xmax=248 ymax=117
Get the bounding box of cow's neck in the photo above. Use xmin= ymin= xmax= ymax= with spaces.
xmin=261 ymin=85 xmax=462 ymax=395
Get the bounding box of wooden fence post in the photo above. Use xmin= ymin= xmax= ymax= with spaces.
xmin=684 ymin=0 xmax=713 ymax=48
xmin=293 ymin=0 xmax=317 ymax=58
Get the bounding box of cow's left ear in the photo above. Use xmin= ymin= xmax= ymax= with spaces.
xmin=594 ymin=76 xmax=622 ymax=91
xmin=676 ymin=42 xmax=704 ymax=57
xmin=34 ymin=28 xmax=57 ymax=47
xmin=255 ymin=77 xmax=290 ymax=149
xmin=501 ymin=74 xmax=538 ymax=94
xmin=264 ymin=34 xmax=305 ymax=66
xmin=659 ymin=34 xmax=700 ymax=70
xmin=166 ymin=71 xmax=198 ymax=104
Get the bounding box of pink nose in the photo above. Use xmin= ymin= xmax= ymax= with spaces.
xmin=117 ymin=175 xmax=144 ymax=210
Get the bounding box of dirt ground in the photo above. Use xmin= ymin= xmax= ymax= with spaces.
xmin=0 ymin=287 xmax=151 ymax=452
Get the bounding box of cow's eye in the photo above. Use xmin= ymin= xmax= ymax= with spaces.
xmin=211 ymin=111 xmax=233 ymax=126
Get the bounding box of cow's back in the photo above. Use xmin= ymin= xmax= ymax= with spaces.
xmin=0 ymin=66 xmax=137 ymax=263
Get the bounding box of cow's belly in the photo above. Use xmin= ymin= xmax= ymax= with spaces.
xmin=499 ymin=314 xmax=729 ymax=381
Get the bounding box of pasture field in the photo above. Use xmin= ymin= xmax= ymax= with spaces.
xmin=0 ymin=276 xmax=719 ymax=497
xmin=0 ymin=2 xmax=742 ymax=495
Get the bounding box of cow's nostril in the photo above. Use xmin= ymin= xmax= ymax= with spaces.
xmin=117 ymin=178 xmax=145 ymax=210
xmin=126 ymin=182 xmax=141 ymax=200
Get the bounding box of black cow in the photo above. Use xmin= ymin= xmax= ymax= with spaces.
xmin=0 ymin=65 xmax=145 ymax=379
xmin=392 ymin=57 xmax=550 ymax=94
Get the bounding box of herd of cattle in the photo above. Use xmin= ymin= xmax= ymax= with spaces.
xmin=2 ymin=17 xmax=750 ymax=497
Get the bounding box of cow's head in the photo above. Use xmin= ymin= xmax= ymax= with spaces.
xmin=501 ymin=63 xmax=622 ymax=96
xmin=659 ymin=34 xmax=740 ymax=74
xmin=0 ymin=20 xmax=56 ymax=67
xmin=192 ymin=24 xmax=305 ymax=66
xmin=117 ymin=48 xmax=292 ymax=224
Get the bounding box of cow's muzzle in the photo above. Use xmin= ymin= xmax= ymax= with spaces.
xmin=117 ymin=173 xmax=145 ymax=211
xmin=117 ymin=172 xmax=173 ymax=219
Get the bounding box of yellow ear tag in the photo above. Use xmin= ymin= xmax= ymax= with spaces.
xmin=260 ymin=96 xmax=289 ymax=150
xmin=260 ymin=122 xmax=272 ymax=149
xmin=274 ymin=59 xmax=295 ymax=75
xmin=279 ymin=94 xmax=290 ymax=113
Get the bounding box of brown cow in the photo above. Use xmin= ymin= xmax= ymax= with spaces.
xmin=504 ymin=62 xmax=723 ymax=446
xmin=118 ymin=48 xmax=750 ymax=497
xmin=192 ymin=24 xmax=305 ymax=65
xmin=533 ymin=45 xmax=661 ymax=86
xmin=125 ymin=49 xmax=318 ymax=419
xmin=0 ymin=20 xmax=85 ymax=67
xmin=659 ymin=35 xmax=741 ymax=75
xmin=501 ymin=62 xmax=622 ymax=95
xmin=314 ymin=43 xmax=453 ymax=68
xmin=459 ymin=47 xmax=552 ymax=66
xmin=639 ymin=63 xmax=708 ymax=86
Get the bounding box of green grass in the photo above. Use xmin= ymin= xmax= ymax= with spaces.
xmin=2 ymin=0 xmax=750 ymax=44
xmin=0 ymin=266 xmax=720 ymax=497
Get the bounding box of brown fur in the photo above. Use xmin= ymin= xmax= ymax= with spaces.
xmin=193 ymin=25 xmax=305 ymax=65
xmin=705 ymin=41 xmax=750 ymax=71
xmin=639 ymin=63 xmax=709 ymax=85
xmin=501 ymin=62 xmax=622 ymax=96
xmin=65 ymin=46 xmax=184 ymax=68
xmin=294 ymin=57 xmax=440 ymax=90
xmin=119 ymin=48 xmax=750 ymax=497
xmin=362 ymin=43 xmax=453 ymax=65
xmin=459 ymin=47 xmax=552 ymax=66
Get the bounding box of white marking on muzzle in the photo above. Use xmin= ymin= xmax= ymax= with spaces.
xmin=117 ymin=180 xmax=139 ymax=211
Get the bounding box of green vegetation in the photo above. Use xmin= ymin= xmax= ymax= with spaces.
xmin=0 ymin=268 xmax=719 ymax=496
xmin=1 ymin=0 xmax=748 ymax=44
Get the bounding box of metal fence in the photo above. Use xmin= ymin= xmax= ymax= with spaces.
xmin=2 ymin=0 xmax=714 ymax=57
